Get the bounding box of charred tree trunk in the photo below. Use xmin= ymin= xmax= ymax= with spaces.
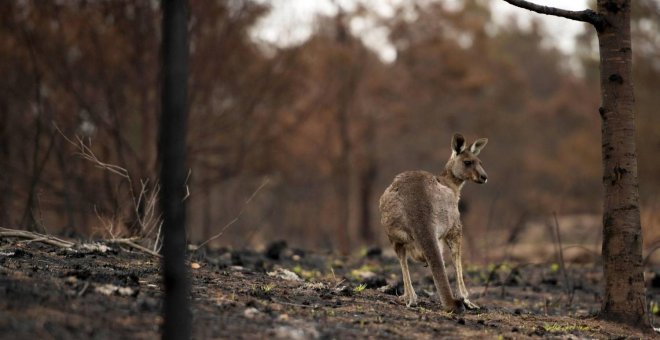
xmin=159 ymin=0 xmax=191 ymax=339
xmin=54 ymin=137 xmax=76 ymax=230
xmin=202 ymin=186 xmax=212 ymax=241
xmin=596 ymin=0 xmax=647 ymax=326
xmin=334 ymin=14 xmax=353 ymax=254
xmin=21 ymin=34 xmax=53 ymax=232
xmin=501 ymin=0 xmax=648 ymax=328
xmin=335 ymin=102 xmax=351 ymax=254
xmin=0 ymin=102 xmax=12 ymax=226
xmin=357 ymin=163 xmax=376 ymax=243
xmin=357 ymin=115 xmax=377 ymax=244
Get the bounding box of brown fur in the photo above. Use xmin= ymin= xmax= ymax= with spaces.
xmin=379 ymin=133 xmax=488 ymax=313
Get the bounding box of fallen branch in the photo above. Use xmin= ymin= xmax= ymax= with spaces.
xmin=272 ymin=298 xmax=318 ymax=309
xmin=0 ymin=227 xmax=161 ymax=258
xmin=77 ymin=281 xmax=90 ymax=297
xmin=0 ymin=228 xmax=74 ymax=248
xmin=105 ymin=238 xmax=162 ymax=258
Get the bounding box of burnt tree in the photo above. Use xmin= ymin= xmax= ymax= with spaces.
xmin=160 ymin=0 xmax=191 ymax=339
xmin=502 ymin=0 xmax=648 ymax=328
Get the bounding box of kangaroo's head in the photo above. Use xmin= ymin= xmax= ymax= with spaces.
xmin=446 ymin=133 xmax=488 ymax=184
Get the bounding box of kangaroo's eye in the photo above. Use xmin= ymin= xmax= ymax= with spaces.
xmin=463 ymin=160 xmax=473 ymax=167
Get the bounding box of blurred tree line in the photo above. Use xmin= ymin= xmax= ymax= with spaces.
xmin=1 ymin=0 xmax=658 ymax=258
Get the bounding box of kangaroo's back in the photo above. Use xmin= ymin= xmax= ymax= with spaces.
xmin=379 ymin=171 xmax=456 ymax=239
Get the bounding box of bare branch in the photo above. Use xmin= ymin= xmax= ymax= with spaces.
xmin=193 ymin=177 xmax=270 ymax=251
xmin=552 ymin=212 xmax=573 ymax=306
xmin=0 ymin=228 xmax=74 ymax=248
xmin=501 ymin=0 xmax=603 ymax=29
xmin=56 ymin=124 xmax=164 ymax=246
xmin=105 ymin=238 xmax=162 ymax=258
xmin=54 ymin=125 xmax=130 ymax=179
xmin=182 ymin=168 xmax=191 ymax=202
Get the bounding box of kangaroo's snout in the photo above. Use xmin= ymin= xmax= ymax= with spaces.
xmin=474 ymin=163 xmax=488 ymax=184
xmin=478 ymin=173 xmax=488 ymax=184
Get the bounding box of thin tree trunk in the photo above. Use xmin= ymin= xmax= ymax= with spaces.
xmin=357 ymin=164 xmax=375 ymax=243
xmin=202 ymin=186 xmax=212 ymax=241
xmin=54 ymin=137 xmax=76 ymax=231
xmin=597 ymin=0 xmax=647 ymax=326
xmin=334 ymin=14 xmax=353 ymax=254
xmin=160 ymin=0 xmax=191 ymax=338
xmin=21 ymin=32 xmax=51 ymax=231
xmin=358 ymin=115 xmax=377 ymax=243
xmin=0 ymin=102 xmax=12 ymax=226
xmin=335 ymin=98 xmax=352 ymax=254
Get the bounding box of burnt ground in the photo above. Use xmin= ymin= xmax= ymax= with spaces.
xmin=1 ymin=237 xmax=659 ymax=339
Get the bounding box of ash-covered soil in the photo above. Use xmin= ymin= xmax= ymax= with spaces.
xmin=1 ymin=238 xmax=658 ymax=339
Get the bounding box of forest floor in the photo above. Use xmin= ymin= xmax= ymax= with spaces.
xmin=1 ymin=236 xmax=659 ymax=339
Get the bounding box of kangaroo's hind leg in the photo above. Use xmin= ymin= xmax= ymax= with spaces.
xmin=394 ymin=243 xmax=418 ymax=307
xmin=445 ymin=229 xmax=479 ymax=310
xmin=417 ymin=230 xmax=465 ymax=313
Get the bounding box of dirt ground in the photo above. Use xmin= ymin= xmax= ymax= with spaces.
xmin=1 ymin=237 xmax=659 ymax=339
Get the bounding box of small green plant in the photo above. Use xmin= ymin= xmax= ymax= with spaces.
xmin=465 ymin=264 xmax=482 ymax=275
xmin=353 ymin=283 xmax=367 ymax=293
xmin=261 ymin=283 xmax=276 ymax=293
xmin=350 ymin=264 xmax=379 ymax=281
xmin=486 ymin=262 xmax=510 ymax=272
xmin=543 ymin=323 xmax=590 ymax=333
xmin=292 ymin=264 xmax=303 ymax=275
xmin=291 ymin=264 xmax=320 ymax=280
xmin=550 ymin=263 xmax=560 ymax=273
xmin=651 ymin=301 xmax=659 ymax=315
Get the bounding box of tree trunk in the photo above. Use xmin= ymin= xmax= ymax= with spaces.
xmin=160 ymin=0 xmax=191 ymax=339
xmin=334 ymin=14 xmax=354 ymax=254
xmin=357 ymin=114 xmax=377 ymax=244
xmin=597 ymin=0 xmax=648 ymax=326
xmin=0 ymin=103 xmax=12 ymax=226
xmin=357 ymin=164 xmax=375 ymax=243
xmin=335 ymin=87 xmax=352 ymax=254
xmin=501 ymin=0 xmax=648 ymax=329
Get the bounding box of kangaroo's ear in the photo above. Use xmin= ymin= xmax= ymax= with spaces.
xmin=469 ymin=138 xmax=488 ymax=156
xmin=452 ymin=133 xmax=466 ymax=155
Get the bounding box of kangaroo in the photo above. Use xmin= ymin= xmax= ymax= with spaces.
xmin=379 ymin=133 xmax=487 ymax=313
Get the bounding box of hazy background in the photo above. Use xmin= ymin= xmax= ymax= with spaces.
xmin=1 ymin=0 xmax=658 ymax=263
